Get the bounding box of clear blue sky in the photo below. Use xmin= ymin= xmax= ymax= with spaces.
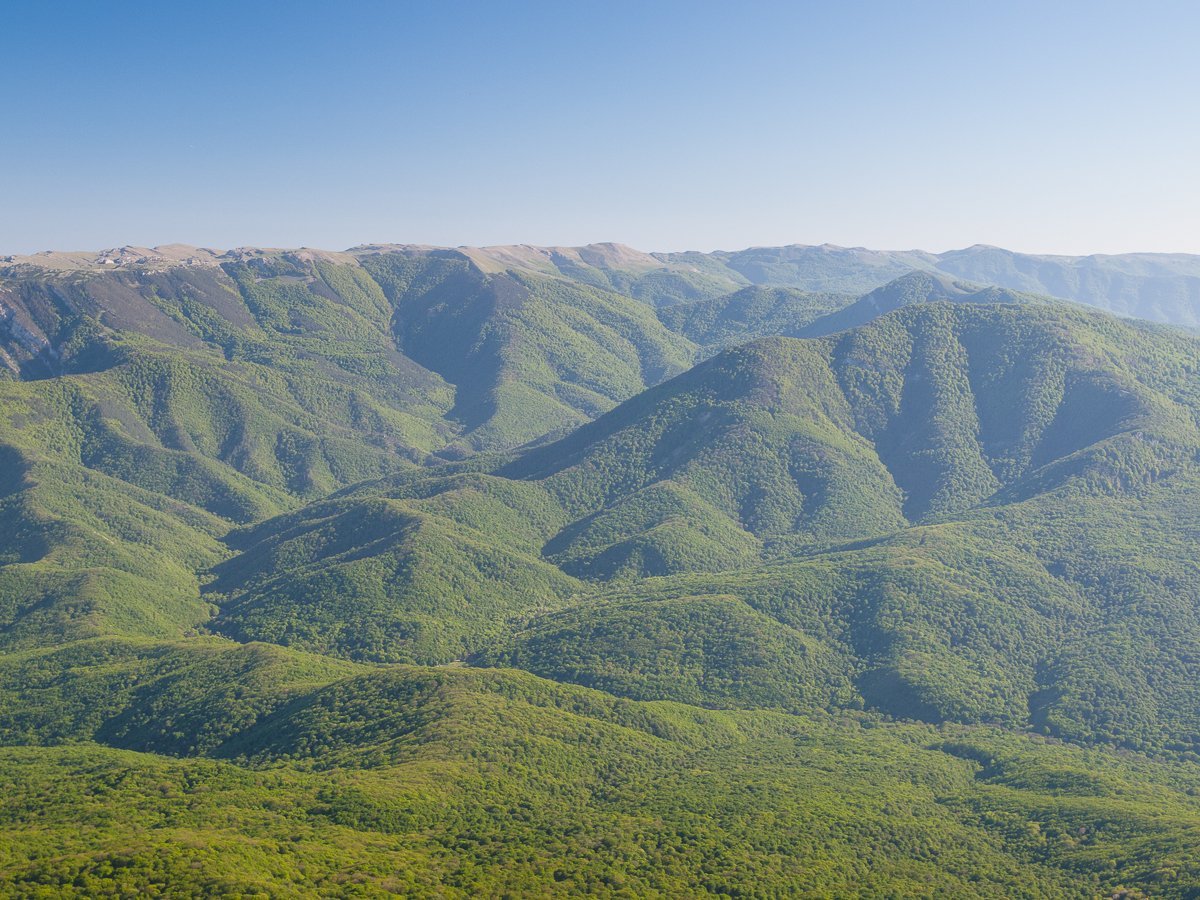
xmin=3 ymin=0 xmax=1198 ymax=255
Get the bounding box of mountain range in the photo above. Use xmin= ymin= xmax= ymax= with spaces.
xmin=3 ymin=241 xmax=1200 ymax=895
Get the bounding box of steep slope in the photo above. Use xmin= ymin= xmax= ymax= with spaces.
xmin=502 ymin=334 xmax=907 ymax=568
xmin=479 ymin=298 xmax=1200 ymax=745
xmin=0 ymin=254 xmax=466 ymax=649
xmin=656 ymin=284 xmax=853 ymax=351
xmin=505 ymin=300 xmax=1193 ymax=563
xmin=0 ymin=255 xmax=457 ymax=505
xmin=357 ymin=249 xmax=698 ymax=452
xmin=0 ymin=247 xmax=701 ymax=652
xmin=0 ymin=244 xmax=704 ymax=466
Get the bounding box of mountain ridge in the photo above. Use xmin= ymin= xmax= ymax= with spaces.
xmin=5 ymin=241 xmax=1200 ymax=895
xmin=8 ymin=239 xmax=1200 ymax=324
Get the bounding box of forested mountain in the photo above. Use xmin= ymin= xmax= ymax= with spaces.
xmin=4 ymin=242 xmax=1200 ymax=895
xmin=343 ymin=240 xmax=1200 ymax=323
xmin=357 ymin=248 xmax=695 ymax=451
xmin=655 ymin=284 xmax=853 ymax=351
xmin=684 ymin=244 xmax=1200 ymax=325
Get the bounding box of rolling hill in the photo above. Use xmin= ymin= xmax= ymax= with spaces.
xmin=4 ymin=242 xmax=1200 ymax=895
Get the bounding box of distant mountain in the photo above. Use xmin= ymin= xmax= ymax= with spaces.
xmin=9 ymin=239 xmax=1200 ymax=324
xmin=656 ymin=284 xmax=853 ymax=351
xmin=704 ymin=243 xmax=932 ymax=294
xmin=934 ymin=244 xmax=1200 ymax=324
xmin=0 ymin=246 xmax=698 ymax=457
xmin=687 ymin=243 xmax=1200 ymax=325
xmin=799 ymin=270 xmax=1042 ymax=337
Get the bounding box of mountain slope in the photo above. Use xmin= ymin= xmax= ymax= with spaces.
xmin=199 ymin=298 xmax=1200 ymax=755
xmin=440 ymin=302 xmax=1200 ymax=749
xmin=7 ymin=242 xmax=1200 ymax=895
xmin=934 ymin=244 xmax=1200 ymax=325
xmin=505 ymin=299 xmax=1193 ymax=552
xmin=656 ymin=284 xmax=853 ymax=351
xmin=670 ymin=243 xmax=1200 ymax=325
xmin=358 ymin=249 xmax=698 ymax=452
xmin=799 ymin=270 xmax=1042 ymax=336
xmin=0 ymin=248 xmax=699 ymax=649
xmin=206 ymin=475 xmax=582 ymax=663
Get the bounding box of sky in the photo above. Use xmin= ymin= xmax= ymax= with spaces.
xmin=3 ymin=0 xmax=1198 ymax=256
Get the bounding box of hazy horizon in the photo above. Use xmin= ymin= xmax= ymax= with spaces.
xmin=9 ymin=237 xmax=1200 ymax=261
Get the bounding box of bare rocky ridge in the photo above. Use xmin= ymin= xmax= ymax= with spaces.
xmin=7 ymin=240 xmax=1200 ymax=325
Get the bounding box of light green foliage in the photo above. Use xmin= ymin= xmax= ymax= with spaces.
xmin=360 ymin=251 xmax=698 ymax=452
xmin=208 ymin=489 xmax=582 ymax=663
xmin=4 ymin=256 xmax=1200 ymax=895
xmin=2 ymin=653 xmax=1200 ymax=896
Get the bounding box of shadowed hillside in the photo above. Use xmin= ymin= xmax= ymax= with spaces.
xmin=5 ymin=245 xmax=1200 ymax=895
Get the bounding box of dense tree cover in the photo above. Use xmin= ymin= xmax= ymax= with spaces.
xmin=359 ymin=251 xmax=696 ymax=452
xmin=475 ymin=593 xmax=856 ymax=711
xmin=656 ymin=285 xmax=853 ymax=351
xmin=0 ymin=251 xmax=703 ymax=652
xmin=4 ymin=252 xmax=1200 ymax=893
xmin=3 ymin=649 xmax=1200 ymax=896
xmin=209 ymin=493 xmax=582 ymax=663
xmin=205 ymin=300 xmax=1200 ymax=755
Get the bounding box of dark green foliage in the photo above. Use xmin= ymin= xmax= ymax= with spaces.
xmin=543 ymin=481 xmax=763 ymax=578
xmin=656 ymin=284 xmax=854 ymax=351
xmin=360 ymin=250 xmax=697 ymax=452
xmin=477 ymin=593 xmax=856 ymax=711
xmin=6 ymin=250 xmax=1200 ymax=895
xmin=208 ymin=486 xmax=581 ymax=663
xmin=0 ymin=637 xmax=358 ymax=754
